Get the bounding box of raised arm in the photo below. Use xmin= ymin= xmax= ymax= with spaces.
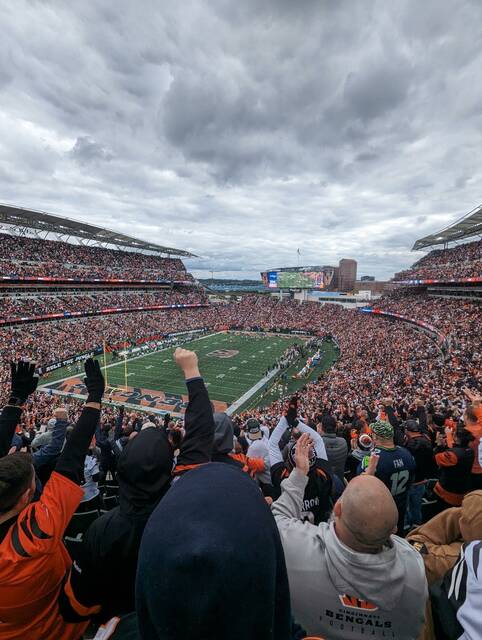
xmin=268 ymin=416 xmax=290 ymax=468
xmin=12 ymin=360 xmax=105 ymax=559
xmin=0 ymin=360 xmax=39 ymax=457
xmin=297 ymin=419 xmax=328 ymax=461
xmin=55 ymin=359 xmax=104 ymax=484
xmin=173 ymin=348 xmax=214 ymax=474
xmin=272 ymin=434 xmax=315 ymax=527
xmin=415 ymin=400 xmax=428 ymax=432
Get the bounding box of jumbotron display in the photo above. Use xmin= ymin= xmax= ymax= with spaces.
xmin=261 ymin=267 xmax=335 ymax=290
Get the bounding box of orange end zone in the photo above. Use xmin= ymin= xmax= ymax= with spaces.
xmin=42 ymin=376 xmax=228 ymax=417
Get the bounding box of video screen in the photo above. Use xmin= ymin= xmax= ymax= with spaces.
xmin=261 ymin=269 xmax=334 ymax=290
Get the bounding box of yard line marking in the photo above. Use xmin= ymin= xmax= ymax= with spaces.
xmin=38 ymin=331 xmax=224 ymax=388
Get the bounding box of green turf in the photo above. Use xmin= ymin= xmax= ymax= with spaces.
xmin=54 ymin=332 xmax=307 ymax=407
xmin=237 ymin=337 xmax=339 ymax=413
xmin=43 ymin=331 xmax=340 ymax=413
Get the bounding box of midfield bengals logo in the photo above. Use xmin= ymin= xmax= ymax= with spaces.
xmin=207 ymin=349 xmax=240 ymax=358
xmin=339 ymin=594 xmax=378 ymax=611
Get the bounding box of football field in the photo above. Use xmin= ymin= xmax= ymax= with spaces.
xmin=41 ymin=332 xmax=331 ymax=415
xmin=104 ymin=332 xmax=303 ymax=403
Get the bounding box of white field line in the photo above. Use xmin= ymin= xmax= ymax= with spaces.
xmin=225 ymin=367 xmax=282 ymax=416
xmin=38 ymin=331 xmax=223 ymax=389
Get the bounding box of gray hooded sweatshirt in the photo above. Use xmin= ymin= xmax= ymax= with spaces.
xmin=272 ymin=469 xmax=427 ymax=640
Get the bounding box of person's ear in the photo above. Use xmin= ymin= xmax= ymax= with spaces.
xmin=18 ymin=486 xmax=33 ymax=510
xmin=334 ymin=500 xmax=342 ymax=518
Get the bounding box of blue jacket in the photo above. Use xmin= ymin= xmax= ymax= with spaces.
xmin=32 ymin=419 xmax=68 ymax=470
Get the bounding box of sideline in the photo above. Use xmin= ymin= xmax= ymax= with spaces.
xmin=38 ymin=331 xmax=222 ymax=390
xmin=226 ymin=367 xmax=283 ymax=416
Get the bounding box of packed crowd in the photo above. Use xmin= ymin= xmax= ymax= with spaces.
xmin=1 ymin=230 xmax=481 ymax=639
xmin=241 ymin=299 xmax=480 ymax=437
xmin=376 ymin=291 xmax=480 ymax=345
xmin=0 ymin=292 xmax=479 ymax=416
xmin=394 ymin=239 xmax=482 ymax=281
xmin=0 ymin=346 xmax=481 ymax=640
xmin=0 ymin=234 xmax=193 ymax=281
xmin=0 ymin=288 xmax=207 ymax=322
xmin=219 ymin=294 xmax=326 ymax=331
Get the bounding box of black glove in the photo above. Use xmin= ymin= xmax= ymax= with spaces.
xmin=84 ymin=358 xmax=105 ymax=404
xmin=285 ymin=396 xmax=299 ymax=428
xmin=9 ymin=360 xmax=39 ymax=406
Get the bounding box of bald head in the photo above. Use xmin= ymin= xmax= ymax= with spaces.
xmin=335 ymin=476 xmax=398 ymax=553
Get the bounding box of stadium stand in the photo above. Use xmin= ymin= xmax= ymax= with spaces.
xmin=394 ymin=205 xmax=482 ymax=283
xmin=0 ymin=234 xmax=194 ymax=282
xmin=0 ymin=289 xmax=208 ymax=324
xmin=394 ymin=238 xmax=481 ymax=281
xmin=0 ymin=208 xmax=480 ymax=639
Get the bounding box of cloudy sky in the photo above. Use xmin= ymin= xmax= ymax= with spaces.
xmin=0 ymin=1 xmax=481 ymax=280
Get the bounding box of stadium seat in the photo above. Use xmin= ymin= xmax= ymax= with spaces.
xmin=105 ymin=484 xmax=119 ymax=497
xmin=102 ymin=495 xmax=118 ymax=511
xmin=65 ymin=510 xmax=100 ymax=538
xmin=76 ymin=496 xmax=101 ymax=513
xmin=64 ymin=535 xmax=84 ymax=562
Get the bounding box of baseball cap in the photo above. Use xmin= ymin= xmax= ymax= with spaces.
xmin=370 ymin=420 xmax=393 ymax=439
xmin=245 ymin=418 xmax=262 ymax=440
xmin=357 ymin=433 xmax=373 ymax=451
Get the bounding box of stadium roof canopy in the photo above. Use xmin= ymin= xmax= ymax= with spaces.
xmin=0 ymin=203 xmax=197 ymax=257
xmin=412 ymin=204 xmax=482 ymax=250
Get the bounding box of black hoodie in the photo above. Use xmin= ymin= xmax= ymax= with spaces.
xmin=64 ymin=427 xmax=173 ymax=623
xmin=136 ymin=462 xmax=293 ymax=640
xmin=211 ymin=411 xmax=244 ymax=468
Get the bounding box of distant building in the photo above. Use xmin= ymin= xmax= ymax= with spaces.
xmin=354 ymin=280 xmax=387 ymax=295
xmin=338 ymin=259 xmax=357 ymax=292
xmin=295 ymin=289 xmax=374 ymax=310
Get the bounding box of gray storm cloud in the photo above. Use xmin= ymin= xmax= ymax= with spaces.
xmin=0 ymin=0 xmax=481 ymax=280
